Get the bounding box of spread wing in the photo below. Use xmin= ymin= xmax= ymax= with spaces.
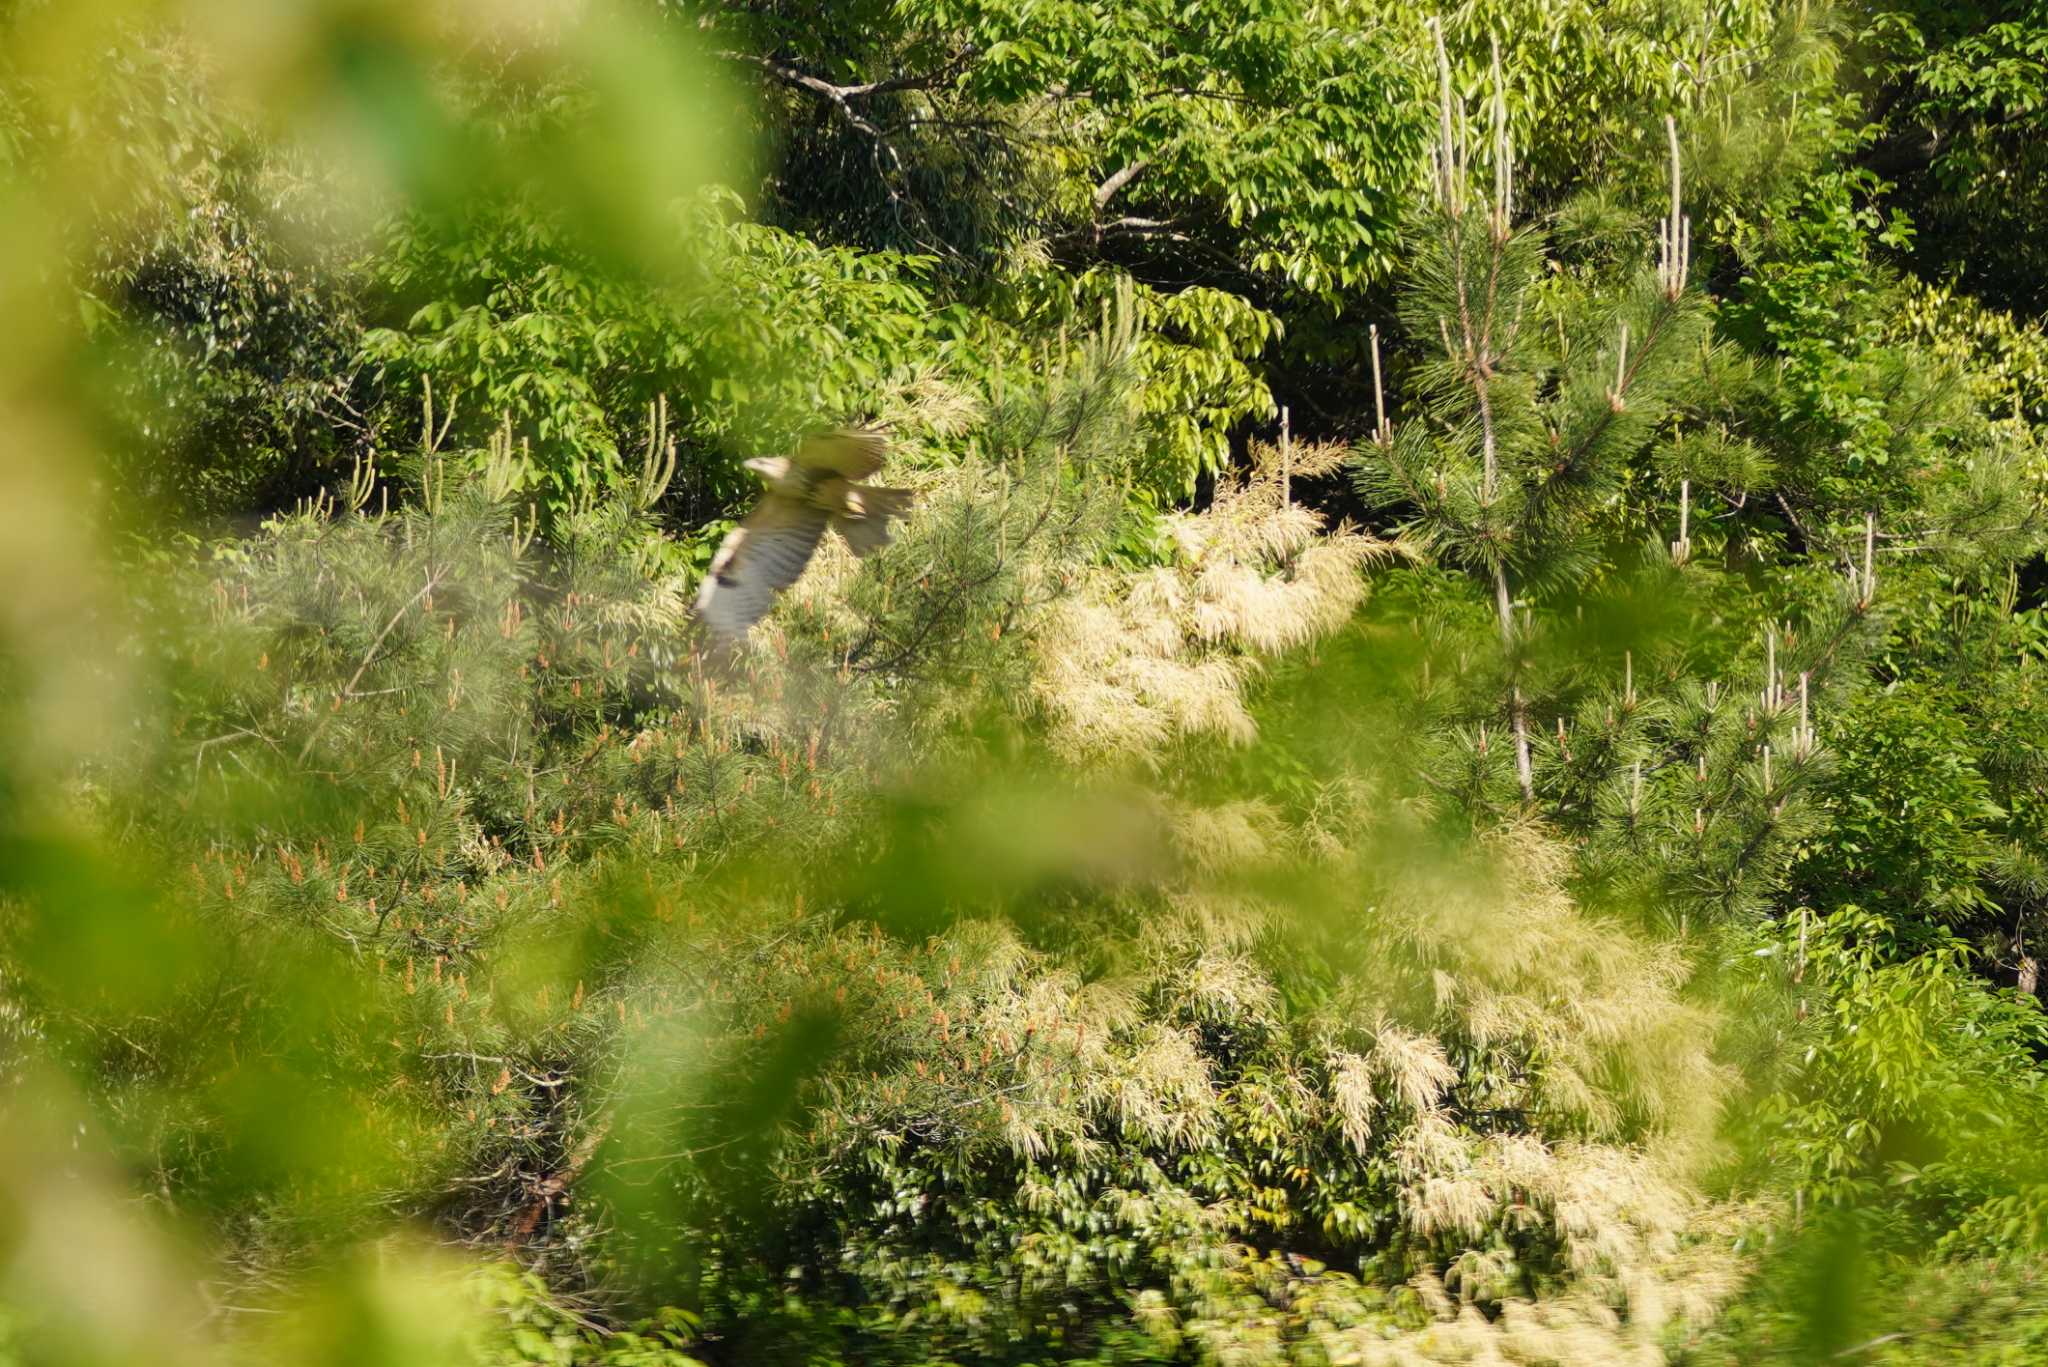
xmin=693 ymin=494 xmax=829 ymax=645
xmin=797 ymin=429 xmax=888 ymax=480
xmin=830 ymin=484 xmax=915 ymax=557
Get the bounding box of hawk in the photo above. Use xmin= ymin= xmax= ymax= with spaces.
xmin=694 ymin=429 xmax=913 ymax=648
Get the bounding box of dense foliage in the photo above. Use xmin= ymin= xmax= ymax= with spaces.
xmin=5 ymin=2 xmax=2048 ymax=1365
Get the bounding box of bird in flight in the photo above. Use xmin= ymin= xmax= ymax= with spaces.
xmin=694 ymin=429 xmax=913 ymax=648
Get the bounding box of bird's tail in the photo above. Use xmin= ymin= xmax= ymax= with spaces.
xmin=831 ymin=484 xmax=913 ymax=557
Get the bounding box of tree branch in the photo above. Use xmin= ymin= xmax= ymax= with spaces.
xmin=1093 ymin=159 xmax=1151 ymax=209
xmin=720 ymin=51 xmax=967 ymax=133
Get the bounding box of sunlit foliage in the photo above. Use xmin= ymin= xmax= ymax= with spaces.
xmin=6 ymin=1 xmax=2048 ymax=1365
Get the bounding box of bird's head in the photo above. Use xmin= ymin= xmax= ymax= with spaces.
xmin=743 ymin=456 xmax=793 ymax=485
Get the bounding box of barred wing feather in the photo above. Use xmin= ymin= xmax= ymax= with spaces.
xmin=694 ymin=497 xmax=828 ymax=644
xmin=798 ymin=429 xmax=888 ymax=479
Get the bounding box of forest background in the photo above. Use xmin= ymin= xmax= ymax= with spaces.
xmin=6 ymin=1 xmax=2048 ymax=1363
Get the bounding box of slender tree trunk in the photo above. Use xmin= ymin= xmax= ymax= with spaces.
xmin=1492 ymin=563 xmax=1532 ymax=799
xmin=1435 ymin=15 xmax=1532 ymax=803
xmin=1475 ymin=381 xmax=1533 ymax=800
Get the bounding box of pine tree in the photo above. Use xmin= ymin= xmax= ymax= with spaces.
xmin=1342 ymin=23 xmax=1938 ymax=944
xmin=1353 ymin=23 xmax=1709 ymax=803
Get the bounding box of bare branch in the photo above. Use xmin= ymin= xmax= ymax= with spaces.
xmin=720 ymin=51 xmax=964 ymax=118
xmin=1093 ymin=159 xmax=1151 ymax=209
